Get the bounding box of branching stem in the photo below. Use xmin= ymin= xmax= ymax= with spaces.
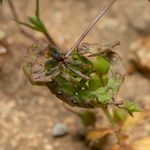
xmin=8 ymin=0 xmax=57 ymax=45
xmin=8 ymin=0 xmax=36 ymax=40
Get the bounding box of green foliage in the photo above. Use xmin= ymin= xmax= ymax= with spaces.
xmin=78 ymin=111 xmax=96 ymax=127
xmin=14 ymin=0 xmax=50 ymax=38
xmin=88 ymin=74 xmax=103 ymax=91
xmin=93 ymin=55 xmax=110 ymax=75
xmin=112 ymin=108 xmax=128 ymax=125
xmin=123 ymin=101 xmax=141 ymax=116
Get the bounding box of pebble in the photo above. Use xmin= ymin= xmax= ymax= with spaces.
xmin=51 ymin=123 xmax=69 ymax=138
xmin=0 ymin=45 xmax=7 ymax=54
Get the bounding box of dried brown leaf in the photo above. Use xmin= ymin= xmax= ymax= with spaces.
xmin=23 ymin=41 xmax=53 ymax=85
xmin=87 ymin=128 xmax=114 ymax=140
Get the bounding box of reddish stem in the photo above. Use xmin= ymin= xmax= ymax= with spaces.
xmin=66 ymin=0 xmax=117 ymax=57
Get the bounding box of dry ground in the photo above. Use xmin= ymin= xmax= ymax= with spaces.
xmin=0 ymin=0 xmax=150 ymax=150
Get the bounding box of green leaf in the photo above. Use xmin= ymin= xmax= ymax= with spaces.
xmin=66 ymin=65 xmax=90 ymax=80
xmin=76 ymin=52 xmax=93 ymax=65
xmin=45 ymin=59 xmax=58 ymax=72
xmin=13 ymin=0 xmax=50 ymax=37
xmin=102 ymin=75 xmax=108 ymax=86
xmin=107 ymin=77 xmax=123 ymax=95
xmin=78 ymin=89 xmax=92 ymax=100
xmin=71 ymin=52 xmax=93 ymax=75
xmin=93 ymin=55 xmax=110 ymax=75
xmin=28 ymin=16 xmax=39 ymax=26
xmin=88 ymin=73 xmax=103 ymax=90
xmin=124 ymin=101 xmax=141 ymax=116
xmin=28 ymin=16 xmax=46 ymax=32
xmin=112 ymin=107 xmax=128 ymax=125
xmin=90 ymin=76 xmax=123 ymax=104
xmin=78 ymin=111 xmax=96 ymax=127
xmin=91 ymin=86 xmax=112 ymax=104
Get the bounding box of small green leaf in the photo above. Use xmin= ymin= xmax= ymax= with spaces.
xmin=78 ymin=111 xmax=96 ymax=127
xmin=107 ymin=77 xmax=123 ymax=95
xmin=76 ymin=52 xmax=93 ymax=65
xmin=112 ymin=107 xmax=128 ymax=125
xmin=28 ymin=16 xmax=39 ymax=26
xmin=88 ymin=73 xmax=103 ymax=90
xmin=124 ymin=101 xmax=141 ymax=116
xmin=66 ymin=65 xmax=90 ymax=80
xmin=91 ymin=86 xmax=112 ymax=104
xmin=71 ymin=52 xmax=93 ymax=75
xmin=93 ymin=55 xmax=110 ymax=75
xmin=102 ymin=75 xmax=108 ymax=86
xmin=78 ymin=89 xmax=92 ymax=100
xmin=28 ymin=16 xmax=46 ymax=32
xmin=45 ymin=59 xmax=58 ymax=71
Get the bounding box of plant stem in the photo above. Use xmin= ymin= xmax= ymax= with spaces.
xmin=35 ymin=0 xmax=40 ymax=19
xmin=43 ymin=30 xmax=57 ymax=46
xmin=66 ymin=0 xmax=117 ymax=57
xmin=8 ymin=0 xmax=57 ymax=45
xmin=102 ymin=108 xmax=122 ymax=144
xmin=8 ymin=0 xmax=36 ymax=40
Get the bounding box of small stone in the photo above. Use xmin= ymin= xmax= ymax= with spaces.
xmin=0 ymin=45 xmax=7 ymax=54
xmin=51 ymin=123 xmax=69 ymax=137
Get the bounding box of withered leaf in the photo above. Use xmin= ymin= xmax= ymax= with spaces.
xmin=23 ymin=41 xmax=125 ymax=108
xmin=87 ymin=128 xmax=114 ymax=141
xmin=23 ymin=41 xmax=54 ymax=85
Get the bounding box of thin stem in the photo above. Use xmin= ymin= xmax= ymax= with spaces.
xmin=66 ymin=0 xmax=117 ymax=57
xmin=8 ymin=0 xmax=57 ymax=45
xmin=43 ymin=30 xmax=57 ymax=46
xmin=102 ymin=108 xmax=116 ymax=127
xmin=102 ymin=108 xmax=122 ymax=144
xmin=8 ymin=0 xmax=36 ymax=40
xmin=35 ymin=0 xmax=40 ymax=19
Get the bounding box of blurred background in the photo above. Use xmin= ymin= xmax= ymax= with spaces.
xmin=0 ymin=0 xmax=150 ymax=150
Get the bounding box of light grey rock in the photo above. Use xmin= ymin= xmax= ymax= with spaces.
xmin=51 ymin=123 xmax=69 ymax=137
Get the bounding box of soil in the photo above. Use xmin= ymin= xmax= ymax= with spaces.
xmin=0 ymin=0 xmax=150 ymax=150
